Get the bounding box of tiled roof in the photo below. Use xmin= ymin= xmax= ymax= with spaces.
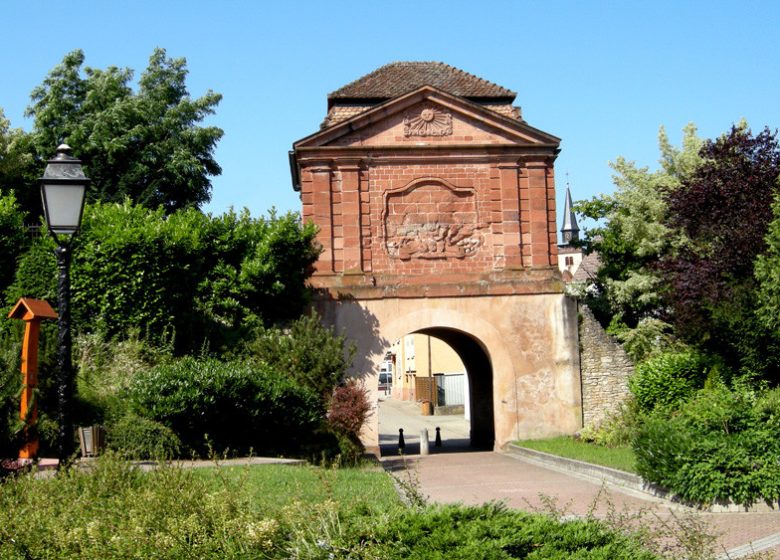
xmin=328 ymin=62 xmax=517 ymax=101
xmin=572 ymin=251 xmax=601 ymax=282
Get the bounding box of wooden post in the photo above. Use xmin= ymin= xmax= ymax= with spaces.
xmin=8 ymin=298 xmax=58 ymax=459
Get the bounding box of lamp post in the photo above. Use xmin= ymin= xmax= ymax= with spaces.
xmin=39 ymin=144 xmax=89 ymax=464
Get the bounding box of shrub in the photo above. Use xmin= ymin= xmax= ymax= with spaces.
xmin=311 ymin=502 xmax=659 ymax=559
xmin=326 ymin=380 xmax=372 ymax=464
xmin=629 ymin=349 xmax=709 ymax=412
xmin=578 ymin=400 xmax=642 ymax=448
xmin=245 ymin=312 xmax=355 ymax=400
xmin=633 ymin=387 xmax=780 ymax=506
xmin=327 ymin=380 xmax=372 ymax=437
xmin=108 ymin=414 xmax=182 ymax=459
xmin=128 ymin=357 xmax=322 ymax=456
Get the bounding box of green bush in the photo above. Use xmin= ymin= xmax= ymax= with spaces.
xmin=629 ymin=350 xmax=709 ymax=412
xmin=245 ymin=312 xmax=355 ymax=401
xmin=578 ymin=400 xmax=642 ymax=448
xmin=128 ymin=357 xmax=322 ymax=456
xmin=108 ymin=414 xmax=182 ymax=459
xmin=633 ymin=387 xmax=780 ymax=506
xmin=327 ymin=503 xmax=658 ymax=559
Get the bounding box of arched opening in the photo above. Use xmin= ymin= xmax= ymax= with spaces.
xmin=378 ymin=326 xmax=494 ymax=456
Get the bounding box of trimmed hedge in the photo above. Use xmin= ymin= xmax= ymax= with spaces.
xmin=633 ymin=387 xmax=780 ymax=506
xmin=127 ymin=357 xmax=322 ymax=456
xmin=108 ymin=415 xmax=182 ymax=460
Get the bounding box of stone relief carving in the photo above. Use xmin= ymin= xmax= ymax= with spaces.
xmin=383 ymin=180 xmax=482 ymax=261
xmin=387 ymin=221 xmax=480 ymax=260
xmin=403 ymin=105 xmax=453 ymax=137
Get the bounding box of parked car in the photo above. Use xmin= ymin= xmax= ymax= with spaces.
xmin=378 ymin=361 xmax=393 ymax=394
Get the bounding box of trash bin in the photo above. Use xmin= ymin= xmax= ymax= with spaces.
xmin=78 ymin=425 xmax=105 ymax=457
xmin=421 ymin=400 xmax=433 ymax=416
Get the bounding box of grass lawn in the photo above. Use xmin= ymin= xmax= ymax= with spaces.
xmin=514 ymin=436 xmax=638 ymax=474
xmin=195 ymin=462 xmax=402 ymax=513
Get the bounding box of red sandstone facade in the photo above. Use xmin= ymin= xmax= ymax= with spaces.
xmin=291 ymin=64 xmax=581 ymax=450
xmin=292 ymin=80 xmax=562 ymax=294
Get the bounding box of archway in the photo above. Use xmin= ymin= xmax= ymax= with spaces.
xmin=377 ymin=326 xmax=495 ymax=456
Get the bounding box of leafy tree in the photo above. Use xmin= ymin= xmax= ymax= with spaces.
xmin=0 ymin=109 xmax=37 ymax=216
xmin=0 ymin=192 xmax=28 ymax=293
xmin=661 ymin=125 xmax=780 ymax=376
xmin=25 ymin=48 xmax=223 ymax=214
xmin=575 ymin=124 xmax=703 ymax=328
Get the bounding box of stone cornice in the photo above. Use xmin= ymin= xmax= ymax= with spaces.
xmin=309 ymin=269 xmax=564 ymax=300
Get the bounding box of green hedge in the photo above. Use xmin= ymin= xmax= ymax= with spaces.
xmin=6 ymin=202 xmax=319 ymax=354
xmin=127 ymin=357 xmax=322 ymax=456
xmin=633 ymin=387 xmax=780 ymax=506
xmin=629 ymin=350 xmax=708 ymax=412
xmin=108 ymin=414 xmax=182 ymax=460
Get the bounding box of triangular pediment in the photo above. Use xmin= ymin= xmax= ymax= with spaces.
xmin=293 ymin=86 xmax=560 ymax=149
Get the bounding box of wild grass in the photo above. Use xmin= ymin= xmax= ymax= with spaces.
xmin=0 ymin=453 xmax=400 ymax=559
xmin=515 ymin=436 xmax=638 ymax=473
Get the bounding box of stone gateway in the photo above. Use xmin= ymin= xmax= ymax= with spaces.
xmin=290 ymin=62 xmax=581 ymax=453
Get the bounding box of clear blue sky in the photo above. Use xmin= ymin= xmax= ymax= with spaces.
xmin=4 ymin=0 xmax=779 ymax=237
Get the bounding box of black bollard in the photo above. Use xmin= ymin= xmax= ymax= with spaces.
xmin=398 ymin=428 xmax=405 ymax=452
xmin=435 ymin=426 xmax=442 ymax=447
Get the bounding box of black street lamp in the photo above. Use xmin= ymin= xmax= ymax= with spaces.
xmin=40 ymin=144 xmax=89 ymax=465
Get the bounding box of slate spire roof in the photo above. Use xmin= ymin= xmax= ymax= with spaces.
xmin=328 ymin=61 xmax=517 ymax=104
xmin=560 ymin=183 xmax=580 ymax=244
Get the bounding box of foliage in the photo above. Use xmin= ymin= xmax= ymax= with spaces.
xmin=70 ymin=201 xmax=204 ymax=349
xmin=25 ymin=48 xmax=223 ymax=215
xmin=127 ymin=357 xmax=322 ymax=457
xmin=0 ymin=191 xmax=28 ymax=295
xmin=326 ymin=380 xmax=372 ymax=463
xmin=0 ymin=108 xmax=38 ymax=218
xmin=575 ymin=124 xmax=703 ymax=327
xmin=4 ymin=233 xmax=56 ymax=304
xmin=577 ymin=401 xmax=643 ymax=449
xmin=332 ymin=502 xmax=658 ymax=559
xmin=245 ymin=313 xmax=355 ymax=401
xmin=629 ymin=350 xmax=710 ymax=413
xmin=661 ymin=125 xmax=780 ymax=377
xmin=107 ymin=414 xmax=182 ymax=460
xmin=752 ymin=195 xmax=780 ymax=382
xmin=327 ymin=380 xmax=372 ymax=438
xmin=633 ymin=387 xmax=780 ymax=506
xmin=5 ymin=202 xmax=319 ymax=354
xmin=610 ymin=317 xmax=675 ymax=363
xmin=0 ymin=454 xmax=285 ymax=558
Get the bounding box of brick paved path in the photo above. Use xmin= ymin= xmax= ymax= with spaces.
xmin=378 ymin=399 xmax=780 ymax=559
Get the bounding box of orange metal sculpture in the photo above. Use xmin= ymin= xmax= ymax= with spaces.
xmin=8 ymin=298 xmax=57 ymax=459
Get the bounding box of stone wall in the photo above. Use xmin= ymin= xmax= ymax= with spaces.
xmin=578 ymin=304 xmax=633 ymax=427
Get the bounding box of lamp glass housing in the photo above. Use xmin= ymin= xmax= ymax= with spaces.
xmin=41 ymin=183 xmax=86 ymax=236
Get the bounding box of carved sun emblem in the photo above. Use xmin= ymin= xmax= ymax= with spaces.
xmin=403 ymin=106 xmax=453 ymax=137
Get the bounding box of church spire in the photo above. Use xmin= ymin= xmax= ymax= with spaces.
xmin=560 ymin=177 xmax=579 ymax=245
